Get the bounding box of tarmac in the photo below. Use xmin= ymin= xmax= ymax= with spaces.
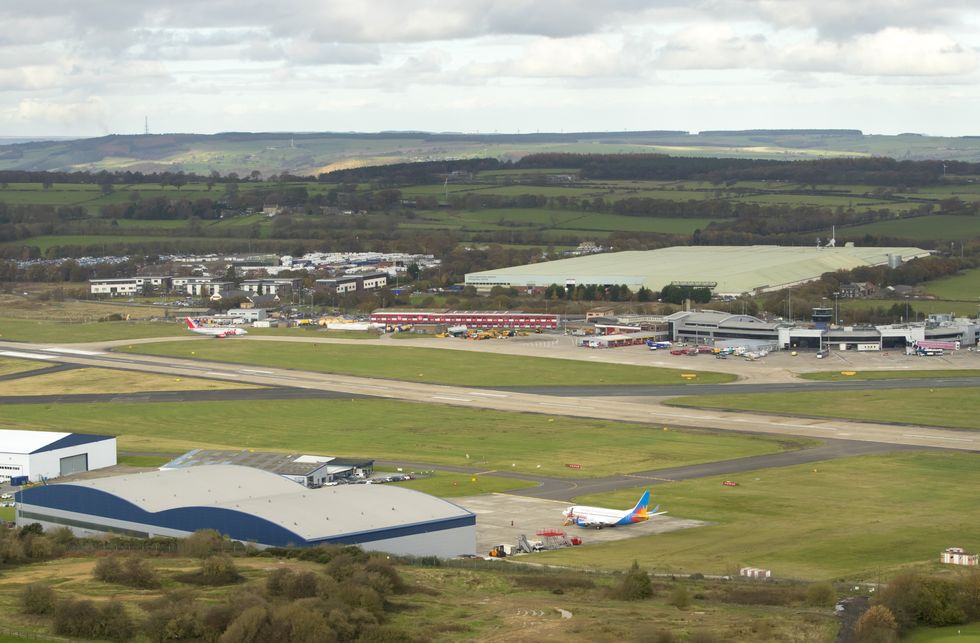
xmin=453 ymin=493 xmax=709 ymax=555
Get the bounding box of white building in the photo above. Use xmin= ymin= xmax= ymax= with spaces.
xmin=89 ymin=276 xmax=171 ymax=296
xmin=0 ymin=429 xmax=117 ymax=483
xmin=941 ymin=547 xmax=979 ymax=566
xmin=171 ymin=277 xmax=234 ymax=297
xmin=240 ymin=278 xmax=301 ymax=296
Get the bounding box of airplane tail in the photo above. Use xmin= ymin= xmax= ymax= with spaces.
xmin=185 ymin=317 xmax=199 ymax=329
xmin=629 ymin=490 xmax=651 ymax=520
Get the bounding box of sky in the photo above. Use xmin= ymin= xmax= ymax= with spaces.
xmin=1 ymin=0 xmax=979 ymax=137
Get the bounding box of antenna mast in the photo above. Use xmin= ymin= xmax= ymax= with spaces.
xmin=144 ymin=116 xmax=149 ymax=135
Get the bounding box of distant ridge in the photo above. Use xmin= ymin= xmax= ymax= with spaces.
xmin=4 ymin=129 xmax=980 ymax=175
xmin=697 ymin=129 xmax=864 ymax=136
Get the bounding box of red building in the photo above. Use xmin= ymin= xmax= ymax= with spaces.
xmin=371 ymin=309 xmax=558 ymax=330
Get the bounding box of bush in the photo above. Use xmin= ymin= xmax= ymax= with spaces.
xmin=178 ymin=554 xmax=243 ymax=586
xmin=20 ymin=582 xmax=56 ymax=615
xmin=93 ymin=555 xmax=160 ymax=588
xmin=669 ymin=584 xmax=691 ymax=609
xmin=877 ymin=573 xmax=967 ymax=632
xmin=855 ymin=605 xmax=898 ymax=643
xmin=53 ymin=598 xmax=134 ymax=641
xmin=179 ymin=529 xmax=225 ymax=558
xmin=611 ymin=561 xmax=653 ymax=601
xmin=805 ymin=582 xmax=836 ymax=608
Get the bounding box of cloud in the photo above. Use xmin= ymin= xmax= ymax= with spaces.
xmin=655 ymin=24 xmax=977 ymax=76
xmin=2 ymin=97 xmax=110 ymax=133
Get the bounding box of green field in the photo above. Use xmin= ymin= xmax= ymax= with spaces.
xmin=0 ymin=318 xmax=183 ymax=342
xmin=923 ymin=266 xmax=980 ymax=300
xmin=0 ymin=507 xmax=13 ymax=522
xmin=406 ymin=208 xmax=718 ymax=235
xmin=390 ymin=471 xmax=537 ymax=497
xmin=906 ymin=623 xmax=980 ymax=642
xmin=842 ymin=214 xmax=980 ymax=240
xmin=120 ymin=339 xmax=737 ymax=386
xmin=668 ymin=387 xmax=980 ymax=430
xmin=0 ymin=357 xmax=46 ymax=376
xmin=838 ymin=298 xmax=980 ymax=318
xmin=535 ymin=451 xmax=980 ymax=579
xmin=0 ymin=399 xmax=802 ymax=478
xmin=799 ymin=369 xmax=980 ymax=381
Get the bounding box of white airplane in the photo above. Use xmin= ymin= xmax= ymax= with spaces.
xmin=185 ymin=317 xmax=247 ymax=338
xmin=562 ymin=490 xmax=665 ymax=529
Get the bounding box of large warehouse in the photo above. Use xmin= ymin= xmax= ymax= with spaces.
xmin=15 ymin=465 xmax=475 ymax=557
xmin=0 ymin=430 xmax=117 ymax=484
xmin=465 ymin=245 xmax=932 ymax=296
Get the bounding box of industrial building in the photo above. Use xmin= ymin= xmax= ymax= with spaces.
xmin=465 ymin=245 xmax=932 ymax=297
xmin=89 ymin=276 xmax=172 ymax=296
xmin=315 ymin=271 xmax=388 ymax=294
xmin=15 ymin=465 xmax=475 ymax=556
xmin=0 ymin=429 xmax=117 ymax=484
xmin=160 ymin=449 xmax=374 ymax=487
xmin=371 ymin=309 xmax=558 ymax=330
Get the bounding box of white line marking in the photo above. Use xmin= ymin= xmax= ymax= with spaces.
xmin=42 ymin=347 xmax=100 ymax=356
xmin=470 ymin=391 xmax=509 ymax=398
xmin=431 ymin=395 xmax=473 ymax=402
xmin=0 ymin=351 xmax=54 ymax=360
xmin=206 ymin=372 xmax=238 ymax=377
xmin=240 ymin=369 xmax=274 ymax=374
xmin=537 ymin=401 xmax=576 ymax=408
xmin=903 ymin=433 xmax=974 ymax=443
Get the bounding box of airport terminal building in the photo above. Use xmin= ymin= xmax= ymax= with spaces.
xmin=15 ymin=465 xmax=475 ymax=557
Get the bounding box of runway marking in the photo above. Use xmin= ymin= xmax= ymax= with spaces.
xmin=0 ymin=351 xmax=55 ymax=360
xmin=42 ymin=347 xmax=100 ymax=356
xmin=903 ymin=433 xmax=974 ymax=443
xmin=240 ymin=369 xmax=274 ymax=374
xmin=537 ymin=401 xmax=576 ymax=408
xmin=431 ymin=395 xmax=473 ymax=402
xmin=206 ymin=372 xmax=238 ymax=377
xmin=470 ymin=391 xmax=509 ymax=398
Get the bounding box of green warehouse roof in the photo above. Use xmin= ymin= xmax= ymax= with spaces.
xmin=465 ymin=245 xmax=931 ymax=295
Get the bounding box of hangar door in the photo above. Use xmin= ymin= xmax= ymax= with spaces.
xmin=59 ymin=453 xmax=89 ymax=476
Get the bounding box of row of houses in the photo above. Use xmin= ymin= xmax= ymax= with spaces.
xmin=90 ymin=273 xmax=389 ymax=298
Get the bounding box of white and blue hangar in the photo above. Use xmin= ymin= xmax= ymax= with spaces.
xmin=0 ymin=429 xmax=117 ymax=484
xmin=16 ymin=465 xmax=476 ymax=557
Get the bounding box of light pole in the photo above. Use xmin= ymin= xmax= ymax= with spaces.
xmin=833 ymin=292 xmax=839 ymax=327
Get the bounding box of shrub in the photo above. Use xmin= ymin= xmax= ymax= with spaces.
xmin=179 ymin=529 xmax=225 ymax=558
xmin=52 ymin=599 xmax=103 ymax=638
xmin=99 ymin=600 xmax=137 ymax=642
xmin=855 ymin=605 xmax=898 ymax=643
xmin=94 ymin=555 xmax=159 ymax=588
xmin=611 ymin=561 xmax=653 ymax=601
xmin=20 ymin=582 xmax=56 ymax=615
xmin=805 ymin=582 xmax=836 ymax=608
xmin=219 ymin=605 xmax=270 ymax=643
xmin=94 ymin=555 xmax=124 ymax=583
xmin=669 ymin=584 xmax=691 ymax=609
xmin=179 ymin=554 xmax=243 ymax=586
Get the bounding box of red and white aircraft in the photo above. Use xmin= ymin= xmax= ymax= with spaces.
xmin=185 ymin=317 xmax=247 ymax=338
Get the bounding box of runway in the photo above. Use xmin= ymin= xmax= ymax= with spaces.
xmin=1 ymin=340 xmax=977 ymax=452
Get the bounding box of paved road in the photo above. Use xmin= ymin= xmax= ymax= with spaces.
xmin=494 ymin=378 xmax=980 ymax=397
xmin=1 ymin=340 xmax=978 ymax=452
xmin=0 ymin=387 xmax=368 ymax=405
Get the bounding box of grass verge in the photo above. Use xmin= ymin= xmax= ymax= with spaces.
xmin=0 ymin=357 xmax=46 ymax=377
xmin=119 ymin=339 xmax=737 ymax=386
xmin=534 ymin=451 xmax=980 ymax=580
xmin=667 ymin=387 xmax=980 ymax=430
xmin=389 ymin=471 xmax=537 ymax=497
xmin=0 ymin=399 xmax=803 ymax=478
xmin=0 ymin=368 xmax=259 ymax=396
xmin=799 ymin=369 xmax=980 ymax=381
xmin=0 ymin=318 xmax=183 ymax=342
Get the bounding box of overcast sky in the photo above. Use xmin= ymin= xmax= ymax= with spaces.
xmin=2 ymin=1 xmax=979 ymax=137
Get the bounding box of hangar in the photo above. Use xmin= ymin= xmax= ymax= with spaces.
xmin=465 ymin=245 xmax=932 ymax=296
xmin=15 ymin=465 xmax=475 ymax=557
xmin=0 ymin=429 xmax=117 ymax=484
